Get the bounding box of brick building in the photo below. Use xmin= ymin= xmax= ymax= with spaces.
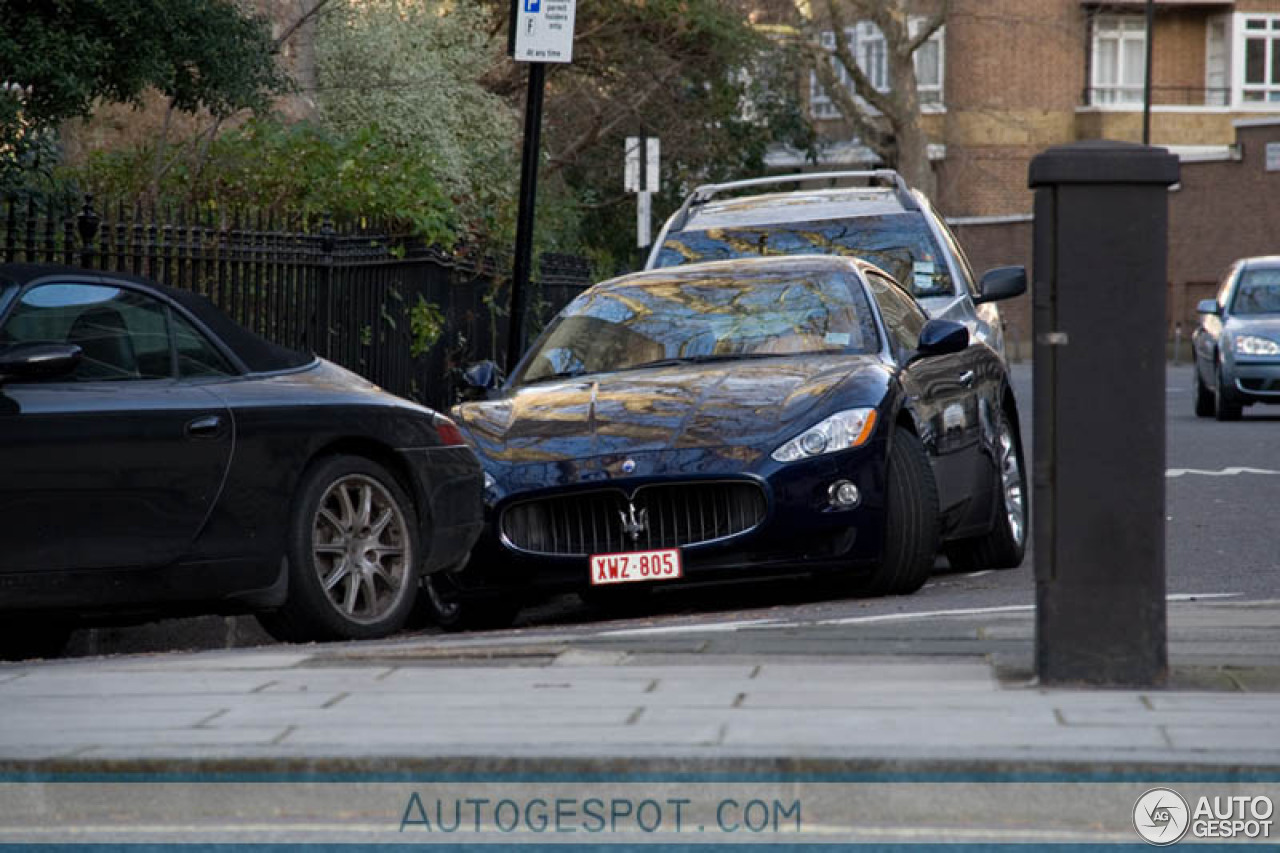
xmin=782 ymin=0 xmax=1280 ymax=355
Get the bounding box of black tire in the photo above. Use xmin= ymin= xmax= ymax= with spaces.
xmin=1193 ymin=365 xmax=1214 ymax=418
xmin=944 ymin=405 xmax=1028 ymax=572
xmin=415 ymin=572 xmax=520 ymax=633
xmin=865 ymin=427 xmax=940 ymax=596
xmin=257 ymin=456 xmax=422 ymax=643
xmin=1214 ymin=363 xmax=1243 ymax=421
xmin=0 ymin=619 xmax=71 ymax=661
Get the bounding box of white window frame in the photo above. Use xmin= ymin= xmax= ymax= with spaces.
xmin=1089 ymin=13 xmax=1148 ymax=106
xmin=809 ymin=21 xmax=945 ymax=120
xmin=1233 ymin=13 xmax=1280 ymax=107
xmin=1205 ymin=14 xmax=1230 ymax=107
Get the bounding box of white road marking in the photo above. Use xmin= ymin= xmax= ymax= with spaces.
xmin=1166 ymin=466 xmax=1280 ymax=478
xmin=964 ymin=570 xmax=995 ymax=578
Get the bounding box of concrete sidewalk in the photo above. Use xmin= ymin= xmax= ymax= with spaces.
xmin=1 ymin=598 xmax=1278 ymax=773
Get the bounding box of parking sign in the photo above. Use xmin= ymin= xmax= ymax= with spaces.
xmin=511 ymin=0 xmax=576 ymax=63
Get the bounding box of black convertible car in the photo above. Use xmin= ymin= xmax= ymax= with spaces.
xmin=430 ymin=255 xmax=1026 ymax=628
xmin=0 ymin=264 xmax=483 ymax=657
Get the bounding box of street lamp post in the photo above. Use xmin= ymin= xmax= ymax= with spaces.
xmin=1143 ymin=0 xmax=1154 ymax=145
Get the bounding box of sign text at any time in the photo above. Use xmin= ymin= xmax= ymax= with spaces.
xmin=511 ymin=0 xmax=577 ymax=63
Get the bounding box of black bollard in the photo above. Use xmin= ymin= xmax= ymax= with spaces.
xmin=1029 ymin=141 xmax=1180 ymax=686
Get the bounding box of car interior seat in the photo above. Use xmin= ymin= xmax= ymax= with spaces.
xmin=67 ymin=306 xmax=139 ymax=379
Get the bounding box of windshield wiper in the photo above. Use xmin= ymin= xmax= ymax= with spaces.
xmin=520 ymin=370 xmax=592 ymax=385
xmin=625 ymin=353 xmax=784 ymax=371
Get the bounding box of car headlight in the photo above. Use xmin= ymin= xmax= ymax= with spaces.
xmin=772 ymin=408 xmax=878 ymax=463
xmin=1235 ymin=334 xmax=1280 ymax=357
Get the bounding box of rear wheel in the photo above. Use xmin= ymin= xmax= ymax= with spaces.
xmin=944 ymin=406 xmax=1027 ymax=571
xmin=864 ymin=427 xmax=940 ymax=596
xmin=1193 ymin=365 xmax=1214 ymax=418
xmin=258 ymin=456 xmax=421 ymax=643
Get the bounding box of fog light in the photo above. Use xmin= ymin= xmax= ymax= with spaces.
xmin=828 ymin=480 xmax=860 ymax=508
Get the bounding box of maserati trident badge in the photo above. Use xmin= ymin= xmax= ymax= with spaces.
xmin=619 ymin=502 xmax=649 ymax=543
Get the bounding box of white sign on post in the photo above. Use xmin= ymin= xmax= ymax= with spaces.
xmin=513 ymin=0 xmax=577 ymax=63
xmin=625 ymin=137 xmax=660 ymax=248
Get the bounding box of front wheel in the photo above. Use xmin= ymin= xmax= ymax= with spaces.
xmin=944 ymin=406 xmax=1028 ymax=571
xmin=864 ymin=427 xmax=940 ymax=596
xmin=258 ymin=456 xmax=421 ymax=643
xmin=0 ymin=619 xmax=71 ymax=661
xmin=1215 ymin=363 xmax=1243 ymax=421
xmin=415 ymin=572 xmax=520 ymax=633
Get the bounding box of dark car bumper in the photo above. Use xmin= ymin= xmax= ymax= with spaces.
xmin=456 ymin=445 xmax=890 ymax=597
xmin=1227 ymin=358 xmax=1280 ymax=404
xmin=401 ymin=446 xmax=486 ymax=574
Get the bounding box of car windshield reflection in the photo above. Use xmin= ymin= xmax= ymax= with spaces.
xmin=514 ymin=270 xmax=881 ymax=386
xmin=1233 ymin=270 xmax=1280 ymax=315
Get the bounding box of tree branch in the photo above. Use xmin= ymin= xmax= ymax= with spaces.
xmin=274 ymin=0 xmax=335 ymax=50
xmin=905 ymin=0 xmax=949 ymax=56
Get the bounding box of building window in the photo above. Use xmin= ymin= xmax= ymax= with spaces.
xmin=809 ymin=22 xmax=944 ymax=120
xmin=1240 ymin=15 xmax=1280 ymax=103
xmin=1090 ymin=14 xmax=1147 ymax=106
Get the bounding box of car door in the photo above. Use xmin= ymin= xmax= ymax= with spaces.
xmin=865 ymin=271 xmax=985 ymax=519
xmin=0 ymin=279 xmax=234 ymax=573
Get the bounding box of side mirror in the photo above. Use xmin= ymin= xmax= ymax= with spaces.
xmin=915 ymin=319 xmax=969 ymax=359
xmin=458 ymin=360 xmax=504 ymax=402
xmin=1196 ymin=299 xmax=1221 ymax=316
xmin=975 ymin=266 xmax=1028 ymax=304
xmin=0 ymin=343 xmax=82 ymax=385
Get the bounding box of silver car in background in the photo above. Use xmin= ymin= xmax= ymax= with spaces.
xmin=1193 ymin=256 xmax=1280 ymax=420
xmin=645 ymin=170 xmax=1026 ymax=359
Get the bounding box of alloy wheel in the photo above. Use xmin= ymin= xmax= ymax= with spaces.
xmin=311 ymin=474 xmax=412 ymax=625
xmin=998 ymin=418 xmax=1026 ymax=548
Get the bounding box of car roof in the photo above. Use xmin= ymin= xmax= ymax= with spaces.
xmin=1240 ymin=256 xmax=1280 ymax=270
xmin=601 ymin=254 xmax=892 ymax=289
xmin=0 ymin=262 xmax=312 ymax=374
xmin=680 ymin=187 xmax=913 ymax=232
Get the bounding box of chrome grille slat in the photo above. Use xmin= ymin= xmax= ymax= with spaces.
xmin=501 ymin=482 xmax=766 ymax=557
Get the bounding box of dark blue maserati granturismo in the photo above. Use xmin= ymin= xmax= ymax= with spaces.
xmin=428 ymin=255 xmax=1026 ymax=629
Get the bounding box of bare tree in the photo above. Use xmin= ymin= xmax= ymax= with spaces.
xmin=795 ymin=0 xmax=948 ymax=196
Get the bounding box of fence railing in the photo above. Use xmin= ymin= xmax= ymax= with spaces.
xmin=0 ymin=195 xmax=594 ymax=410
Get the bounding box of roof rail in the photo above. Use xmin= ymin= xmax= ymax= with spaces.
xmin=666 ymin=170 xmax=918 ymax=233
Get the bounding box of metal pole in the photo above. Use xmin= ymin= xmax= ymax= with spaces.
xmin=1143 ymin=0 xmax=1154 ymax=145
xmin=508 ymin=61 xmax=547 ymax=376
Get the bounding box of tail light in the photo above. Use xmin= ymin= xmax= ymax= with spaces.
xmin=434 ymin=415 xmax=468 ymax=447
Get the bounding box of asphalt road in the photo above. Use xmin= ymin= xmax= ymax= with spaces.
xmin=63 ymin=362 xmax=1280 ymax=657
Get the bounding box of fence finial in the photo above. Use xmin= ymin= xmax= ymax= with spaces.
xmin=77 ymin=193 xmax=100 ymax=266
xmin=320 ymin=213 xmax=335 ymax=255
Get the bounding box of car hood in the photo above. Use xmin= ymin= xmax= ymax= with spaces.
xmin=1227 ymin=314 xmax=1280 ymax=339
xmin=454 ymin=354 xmax=888 ymax=469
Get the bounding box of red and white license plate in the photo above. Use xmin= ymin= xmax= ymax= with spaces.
xmin=589 ymin=548 xmax=683 ymax=586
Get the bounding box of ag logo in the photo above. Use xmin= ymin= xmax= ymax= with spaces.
xmin=1134 ymin=788 xmax=1191 ymax=845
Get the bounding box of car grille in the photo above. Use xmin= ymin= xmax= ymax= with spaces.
xmin=500 ymin=481 xmax=767 ymax=556
xmin=1239 ymin=377 xmax=1280 ymax=393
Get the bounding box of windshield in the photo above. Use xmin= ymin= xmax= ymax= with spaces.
xmin=1232 ymin=268 xmax=1280 ymax=315
xmin=515 ymin=270 xmax=881 ymax=385
xmin=653 ymin=213 xmax=955 ymax=299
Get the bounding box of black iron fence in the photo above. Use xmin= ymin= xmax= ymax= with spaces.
xmin=0 ymin=195 xmax=594 ymax=410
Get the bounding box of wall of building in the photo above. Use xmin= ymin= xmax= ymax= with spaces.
xmin=948 ymin=120 xmax=1280 ymax=359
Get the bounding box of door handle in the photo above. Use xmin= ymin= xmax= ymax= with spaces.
xmin=958 ymin=370 xmax=976 ymax=388
xmin=185 ymin=414 xmax=223 ymax=438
